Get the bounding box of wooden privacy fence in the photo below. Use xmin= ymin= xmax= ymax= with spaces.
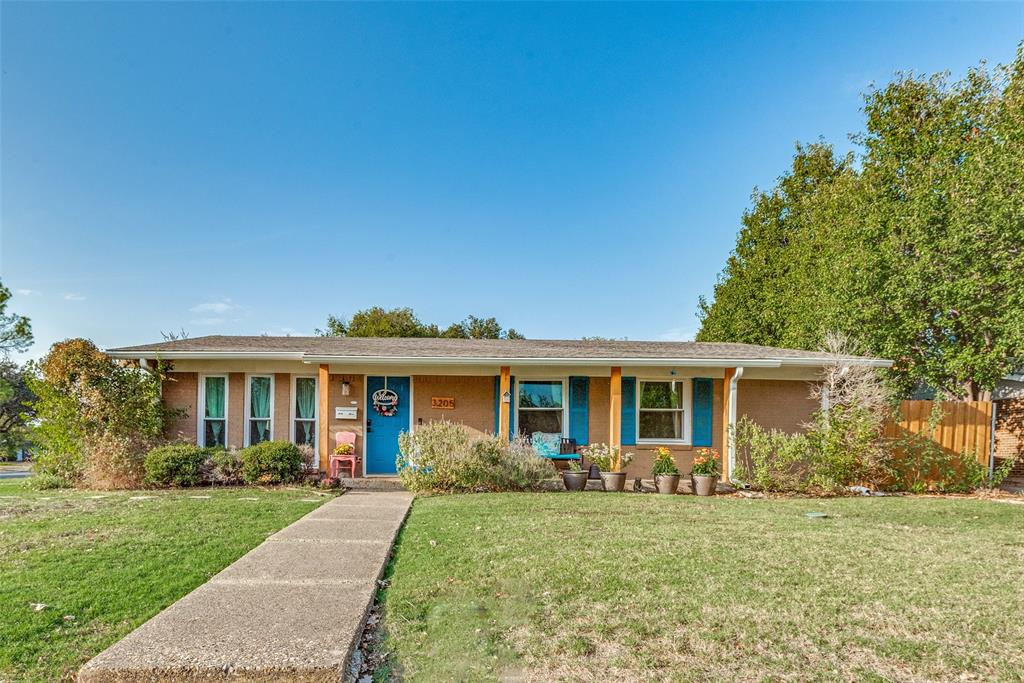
xmin=883 ymin=400 xmax=993 ymax=465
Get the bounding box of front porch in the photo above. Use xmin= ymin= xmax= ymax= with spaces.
xmin=315 ymin=363 xmax=765 ymax=483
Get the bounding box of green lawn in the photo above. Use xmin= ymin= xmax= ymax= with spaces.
xmin=0 ymin=479 xmax=329 ymax=682
xmin=380 ymin=493 xmax=1024 ymax=682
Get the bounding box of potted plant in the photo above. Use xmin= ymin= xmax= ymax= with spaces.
xmin=691 ymin=447 xmax=720 ymax=496
xmin=580 ymin=442 xmax=634 ymax=492
xmin=561 ymin=459 xmax=588 ymax=492
xmin=651 ymin=447 xmax=680 ymax=494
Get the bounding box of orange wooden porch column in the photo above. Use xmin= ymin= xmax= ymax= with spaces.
xmin=498 ymin=365 xmax=511 ymax=440
xmin=721 ymin=368 xmax=735 ymax=482
xmin=609 ymin=367 xmax=622 ymax=452
xmin=318 ymin=363 xmax=330 ymax=474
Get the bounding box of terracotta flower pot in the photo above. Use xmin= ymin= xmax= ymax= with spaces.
xmin=691 ymin=474 xmax=717 ymax=496
xmin=600 ymin=471 xmax=627 ymax=492
xmin=655 ymin=474 xmax=680 ymax=495
xmin=562 ymin=471 xmax=588 ymax=492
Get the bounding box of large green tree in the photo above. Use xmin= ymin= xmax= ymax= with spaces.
xmin=697 ymin=143 xmax=855 ymax=349
xmin=318 ymin=307 xmax=524 ymax=339
xmin=698 ymin=47 xmax=1024 ymax=399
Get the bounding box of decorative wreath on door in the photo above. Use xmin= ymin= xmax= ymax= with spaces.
xmin=372 ymin=386 xmax=400 ymax=417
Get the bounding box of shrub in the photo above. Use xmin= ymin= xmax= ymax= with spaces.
xmin=144 ymin=443 xmax=207 ymax=487
xmin=296 ymin=443 xmax=316 ymax=471
xmin=26 ymin=472 xmax=66 ymax=490
xmin=397 ymin=419 xmax=469 ymax=492
xmin=83 ymin=431 xmax=148 ymax=489
xmin=240 ymin=441 xmax=303 ymax=484
xmin=732 ymin=417 xmax=815 ymax=492
xmin=210 ymin=448 xmax=243 ymax=485
xmin=397 ymin=420 xmax=556 ymax=493
xmin=463 ymin=435 xmax=557 ymax=492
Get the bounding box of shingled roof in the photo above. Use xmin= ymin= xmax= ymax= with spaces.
xmin=107 ymin=335 xmax=890 ymax=367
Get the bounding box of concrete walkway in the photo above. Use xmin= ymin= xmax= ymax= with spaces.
xmin=79 ymin=490 xmax=413 ymax=682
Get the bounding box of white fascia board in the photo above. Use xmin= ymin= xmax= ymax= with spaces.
xmin=105 ymin=351 xmax=892 ymax=368
xmin=299 ymin=355 xmax=785 ymax=367
xmin=106 ymin=350 xmax=306 ymax=361
xmin=778 ymin=358 xmax=893 ymax=368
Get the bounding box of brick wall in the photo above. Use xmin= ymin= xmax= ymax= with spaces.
xmin=325 ymin=374 xmax=364 ymax=474
xmin=995 ymin=398 xmax=1024 ymax=476
xmin=161 ymin=372 xmax=197 ymax=442
xmin=736 ymin=379 xmax=818 ymax=435
xmin=273 ymin=373 xmax=290 ymax=443
xmin=413 ymin=375 xmax=494 ymax=437
xmin=228 ymin=373 xmax=245 ymax=449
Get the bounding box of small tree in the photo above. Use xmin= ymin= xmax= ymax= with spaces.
xmin=30 ymin=338 xmax=174 ymax=488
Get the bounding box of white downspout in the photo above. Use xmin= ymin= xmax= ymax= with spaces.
xmin=728 ymin=366 xmax=744 ymax=481
xmin=989 ymin=400 xmax=998 ymax=477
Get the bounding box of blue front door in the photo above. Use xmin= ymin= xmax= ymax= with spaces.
xmin=365 ymin=376 xmax=410 ymax=475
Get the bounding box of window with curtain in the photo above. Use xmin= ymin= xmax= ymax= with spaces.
xmin=294 ymin=377 xmax=316 ymax=447
xmin=638 ymin=380 xmax=687 ymax=441
xmin=248 ymin=375 xmax=273 ymax=445
xmin=517 ymin=380 xmax=565 ymax=437
xmin=202 ymin=376 xmax=227 ymax=447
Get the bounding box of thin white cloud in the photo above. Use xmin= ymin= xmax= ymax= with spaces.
xmin=190 ymin=298 xmax=236 ymax=314
xmin=63 ymin=293 xmax=86 ymax=301
xmin=657 ymin=327 xmax=697 ymax=342
xmin=15 ymin=288 xmax=40 ymax=296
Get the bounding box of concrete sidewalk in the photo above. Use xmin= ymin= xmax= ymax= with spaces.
xmin=79 ymin=490 xmax=413 ymax=682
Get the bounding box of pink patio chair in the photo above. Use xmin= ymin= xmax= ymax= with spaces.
xmin=330 ymin=431 xmax=359 ymax=479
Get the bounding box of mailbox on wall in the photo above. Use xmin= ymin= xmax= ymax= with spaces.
xmin=334 ymin=406 xmax=358 ymax=420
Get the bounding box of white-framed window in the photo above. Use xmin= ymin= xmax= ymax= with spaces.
xmin=516 ymin=379 xmax=567 ymax=438
xmin=637 ymin=379 xmax=692 ymax=444
xmin=291 ymin=375 xmax=318 ymax=450
xmin=244 ymin=375 xmax=274 ymax=446
xmin=198 ymin=374 xmax=228 ymax=448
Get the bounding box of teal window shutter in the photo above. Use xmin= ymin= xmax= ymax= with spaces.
xmin=621 ymin=377 xmax=637 ymax=445
xmin=568 ymin=377 xmax=589 ymax=445
xmin=692 ymin=378 xmax=714 ymax=446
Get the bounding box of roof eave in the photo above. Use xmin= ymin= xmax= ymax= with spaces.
xmin=106 ymin=350 xmax=307 ymax=361
xmin=106 ymin=350 xmax=893 ymax=368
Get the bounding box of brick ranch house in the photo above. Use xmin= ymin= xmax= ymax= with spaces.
xmin=106 ymin=336 xmax=892 ymax=481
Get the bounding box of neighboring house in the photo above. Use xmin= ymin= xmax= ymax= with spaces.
xmin=106 ymin=336 xmax=891 ymax=481
xmin=994 ymin=373 xmax=1024 ymax=479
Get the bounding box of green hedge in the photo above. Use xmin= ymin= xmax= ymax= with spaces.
xmin=144 ymin=444 xmax=208 ymax=487
xmin=240 ymin=441 xmax=303 ymax=484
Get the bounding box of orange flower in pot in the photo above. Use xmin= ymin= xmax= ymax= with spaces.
xmin=690 ymin=447 xmax=720 ymax=496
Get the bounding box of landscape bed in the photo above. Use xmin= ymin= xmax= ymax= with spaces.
xmin=379 ymin=492 xmax=1024 ymax=682
xmin=0 ymin=480 xmax=329 ymax=682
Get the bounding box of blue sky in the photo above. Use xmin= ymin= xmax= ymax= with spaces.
xmin=2 ymin=2 xmax=1021 ymax=358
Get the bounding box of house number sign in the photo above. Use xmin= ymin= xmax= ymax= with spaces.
xmin=431 ymin=396 xmax=455 ymax=410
